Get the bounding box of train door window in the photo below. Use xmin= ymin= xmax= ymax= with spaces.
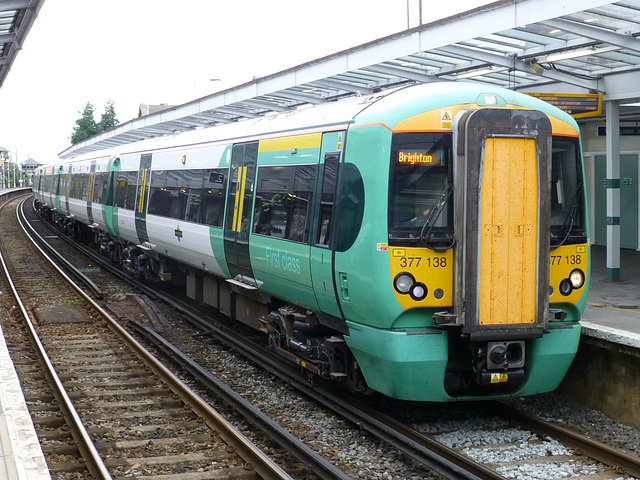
xmin=225 ymin=143 xmax=258 ymax=235
xmin=388 ymin=132 xmax=453 ymax=247
xmin=550 ymin=137 xmax=586 ymax=246
xmin=316 ymin=154 xmax=339 ymax=247
xmin=254 ymin=165 xmax=317 ymax=243
xmin=201 ymin=169 xmax=227 ymax=227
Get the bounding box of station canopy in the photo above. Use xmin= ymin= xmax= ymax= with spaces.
xmin=60 ymin=0 xmax=640 ymax=158
xmin=0 ymin=0 xmax=45 ymax=89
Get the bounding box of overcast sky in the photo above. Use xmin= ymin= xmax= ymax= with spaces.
xmin=0 ymin=0 xmax=490 ymax=164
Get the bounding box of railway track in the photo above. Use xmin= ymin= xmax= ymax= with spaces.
xmin=24 ymin=196 xmax=640 ymax=480
xmin=0 ymin=195 xmax=295 ymax=479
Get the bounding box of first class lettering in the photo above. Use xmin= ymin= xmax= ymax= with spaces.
xmin=398 ymin=151 xmax=440 ymax=165
xmin=265 ymin=246 xmax=301 ymax=274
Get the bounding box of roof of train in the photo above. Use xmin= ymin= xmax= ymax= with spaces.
xmin=42 ymin=81 xmax=580 ymax=167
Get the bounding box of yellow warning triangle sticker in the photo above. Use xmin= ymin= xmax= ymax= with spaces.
xmin=442 ymin=112 xmax=452 ymax=121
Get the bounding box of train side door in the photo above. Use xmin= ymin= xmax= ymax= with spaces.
xmin=63 ymin=166 xmax=71 ymax=215
xmin=135 ymin=153 xmax=152 ymax=244
xmin=55 ymin=165 xmax=64 ymax=213
xmin=103 ymin=157 xmax=120 ymax=237
xmin=87 ymin=160 xmax=96 ymax=225
xmin=310 ymin=132 xmax=344 ymax=318
xmin=224 ymin=142 xmax=258 ymax=283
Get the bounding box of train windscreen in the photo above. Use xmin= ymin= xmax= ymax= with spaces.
xmin=388 ymin=132 xmax=453 ymax=248
xmin=550 ymin=137 xmax=587 ymax=247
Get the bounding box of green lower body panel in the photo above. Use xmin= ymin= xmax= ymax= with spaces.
xmin=516 ymin=323 xmax=582 ymax=397
xmin=345 ymin=322 xmax=450 ymax=401
xmin=345 ymin=321 xmax=581 ymax=402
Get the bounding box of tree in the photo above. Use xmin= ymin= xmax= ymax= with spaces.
xmin=70 ymin=102 xmax=100 ymax=144
xmin=99 ymin=100 xmax=119 ymax=131
xmin=70 ymin=100 xmax=120 ymax=144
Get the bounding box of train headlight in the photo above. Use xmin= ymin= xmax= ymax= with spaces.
xmin=569 ymin=269 xmax=585 ymax=289
xmin=410 ymin=283 xmax=428 ymax=301
xmin=394 ymin=273 xmax=414 ymax=294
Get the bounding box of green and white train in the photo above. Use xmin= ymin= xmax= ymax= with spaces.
xmin=33 ymin=82 xmax=589 ymax=401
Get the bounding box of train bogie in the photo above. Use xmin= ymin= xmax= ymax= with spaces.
xmin=33 ymin=82 xmax=589 ymax=402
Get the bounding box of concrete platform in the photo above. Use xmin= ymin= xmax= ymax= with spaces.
xmin=0 ymin=325 xmax=50 ymax=479
xmin=581 ymin=245 xmax=640 ymax=347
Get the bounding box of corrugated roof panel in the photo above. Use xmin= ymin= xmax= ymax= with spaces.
xmin=0 ymin=0 xmax=46 ymax=89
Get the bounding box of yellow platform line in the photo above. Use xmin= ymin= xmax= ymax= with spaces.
xmin=587 ymin=302 xmax=640 ymax=314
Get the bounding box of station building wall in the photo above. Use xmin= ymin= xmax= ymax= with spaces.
xmin=579 ymin=120 xmax=640 ymax=251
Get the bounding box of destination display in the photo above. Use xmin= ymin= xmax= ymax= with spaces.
xmin=398 ymin=150 xmax=442 ymax=165
xmin=524 ymin=92 xmax=603 ymax=119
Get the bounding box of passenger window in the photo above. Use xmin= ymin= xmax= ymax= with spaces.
xmin=148 ymin=170 xmax=166 ymax=215
xmin=114 ymin=171 xmax=138 ymax=210
xmin=147 ymin=170 xmax=204 ymax=222
xmin=93 ymin=172 xmax=108 ymax=204
xmin=184 ymin=169 xmax=204 ymax=223
xmin=254 ymin=165 xmax=317 ymax=243
xmin=69 ymin=173 xmax=90 ymax=200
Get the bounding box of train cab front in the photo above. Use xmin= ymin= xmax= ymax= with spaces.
xmin=369 ymin=105 xmax=588 ymax=401
xmin=441 ymin=107 xmax=588 ymax=399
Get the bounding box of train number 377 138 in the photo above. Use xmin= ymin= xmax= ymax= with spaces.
xmin=399 ymin=256 xmax=448 ymax=268
xmin=550 ymin=254 xmax=582 ymax=266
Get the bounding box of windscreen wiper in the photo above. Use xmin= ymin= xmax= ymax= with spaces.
xmin=550 ymin=182 xmax=582 ymax=249
xmin=420 ymin=184 xmax=455 ymax=251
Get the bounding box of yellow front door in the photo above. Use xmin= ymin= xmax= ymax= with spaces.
xmin=479 ymin=137 xmax=538 ymax=325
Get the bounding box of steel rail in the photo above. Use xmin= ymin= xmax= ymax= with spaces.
xmin=130 ymin=319 xmax=354 ymax=480
xmin=20 ymin=201 xmax=103 ymax=297
xmin=493 ymin=402 xmax=640 ymax=478
xmin=2 ymin=197 xmax=113 ymax=479
xmin=18 ymin=198 xmax=294 ymax=480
